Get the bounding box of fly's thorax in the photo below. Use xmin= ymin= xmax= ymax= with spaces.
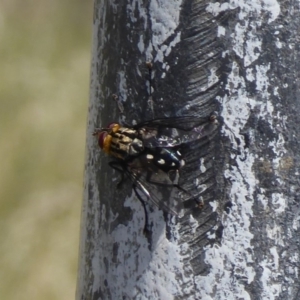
xmin=109 ymin=127 xmax=144 ymax=160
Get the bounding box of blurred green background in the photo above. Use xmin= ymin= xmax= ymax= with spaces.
xmin=0 ymin=1 xmax=93 ymax=299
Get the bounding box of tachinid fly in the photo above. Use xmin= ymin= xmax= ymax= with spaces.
xmin=94 ymin=113 xmax=218 ymax=230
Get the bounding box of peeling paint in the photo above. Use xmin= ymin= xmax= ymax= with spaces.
xmin=202 ymin=0 xmax=291 ymax=299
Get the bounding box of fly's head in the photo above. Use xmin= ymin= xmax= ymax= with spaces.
xmin=93 ymin=123 xmax=121 ymax=155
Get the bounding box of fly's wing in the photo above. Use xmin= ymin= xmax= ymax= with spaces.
xmin=135 ymin=115 xmax=218 ymax=148
xmin=124 ymin=155 xmax=190 ymax=216
xmin=134 ymin=115 xmax=211 ymax=131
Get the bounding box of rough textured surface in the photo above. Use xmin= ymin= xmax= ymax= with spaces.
xmin=77 ymin=0 xmax=300 ymax=299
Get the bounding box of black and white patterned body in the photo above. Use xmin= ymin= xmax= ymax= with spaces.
xmin=94 ymin=114 xmax=218 ymax=216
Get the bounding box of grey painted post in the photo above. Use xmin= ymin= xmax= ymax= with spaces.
xmin=77 ymin=1 xmax=300 ymax=299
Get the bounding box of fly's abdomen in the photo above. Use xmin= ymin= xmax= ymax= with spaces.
xmin=147 ymin=148 xmax=183 ymax=172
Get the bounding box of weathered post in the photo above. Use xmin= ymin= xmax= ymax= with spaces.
xmin=77 ymin=1 xmax=300 ymax=299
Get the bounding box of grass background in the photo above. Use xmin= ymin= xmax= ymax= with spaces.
xmin=0 ymin=1 xmax=93 ymax=299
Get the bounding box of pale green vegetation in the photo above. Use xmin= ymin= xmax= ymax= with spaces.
xmin=0 ymin=1 xmax=92 ymax=299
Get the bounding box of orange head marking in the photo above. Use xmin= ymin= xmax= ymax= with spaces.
xmin=93 ymin=123 xmax=121 ymax=155
xmin=107 ymin=122 xmax=120 ymax=133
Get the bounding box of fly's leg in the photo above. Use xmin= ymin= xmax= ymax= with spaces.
xmin=145 ymin=62 xmax=154 ymax=119
xmin=112 ymin=94 xmax=124 ymax=115
xmin=174 ymin=183 xmax=204 ymax=209
xmin=145 ymin=61 xmax=153 ymax=97
xmin=108 ymin=161 xmax=126 ymax=188
xmin=144 ymin=170 xmax=204 ymax=209
xmin=109 ymin=162 xmax=152 ymax=237
xmin=170 ymin=170 xmax=203 ymax=207
xmin=133 ymin=185 xmax=152 ymax=236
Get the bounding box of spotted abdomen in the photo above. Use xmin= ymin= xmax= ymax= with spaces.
xmin=146 ymin=148 xmax=184 ymax=172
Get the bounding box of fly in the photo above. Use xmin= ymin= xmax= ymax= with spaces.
xmin=94 ymin=113 xmax=218 ymax=233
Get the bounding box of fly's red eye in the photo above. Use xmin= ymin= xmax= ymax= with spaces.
xmin=98 ymin=131 xmax=107 ymax=149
